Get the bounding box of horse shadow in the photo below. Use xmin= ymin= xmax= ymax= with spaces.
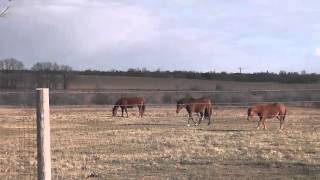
xmin=196 ymin=128 xmax=250 ymax=132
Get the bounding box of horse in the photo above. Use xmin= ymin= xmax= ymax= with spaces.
xmin=112 ymin=97 xmax=146 ymax=118
xmin=247 ymin=103 xmax=287 ymax=130
xmin=176 ymin=97 xmax=213 ymax=126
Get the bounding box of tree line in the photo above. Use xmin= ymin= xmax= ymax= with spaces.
xmin=80 ymin=68 xmax=320 ymax=84
xmin=0 ymin=58 xmax=319 ymax=89
xmin=0 ymin=58 xmax=73 ymax=89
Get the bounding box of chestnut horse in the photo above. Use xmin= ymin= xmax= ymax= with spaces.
xmin=112 ymin=97 xmax=146 ymax=118
xmin=247 ymin=103 xmax=287 ymax=130
xmin=176 ymin=97 xmax=213 ymax=126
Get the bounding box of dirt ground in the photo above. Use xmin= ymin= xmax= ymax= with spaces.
xmin=0 ymin=106 xmax=320 ymax=179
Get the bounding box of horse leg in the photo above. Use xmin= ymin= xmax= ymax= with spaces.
xmin=121 ymin=107 xmax=124 ymax=117
xmin=262 ymin=119 xmax=267 ymax=130
xmin=140 ymin=106 xmax=143 ymax=118
xmin=279 ymin=120 xmax=284 ymax=130
xmin=256 ymin=117 xmax=262 ymax=130
xmin=279 ymin=113 xmax=285 ymax=130
xmin=138 ymin=106 xmax=142 ymax=118
xmin=142 ymin=105 xmax=145 ymax=117
xmin=125 ymin=107 xmax=128 ymax=117
xmin=187 ymin=112 xmax=194 ymax=127
xmin=190 ymin=115 xmax=198 ymax=126
xmin=198 ymin=112 xmax=204 ymax=126
xmin=139 ymin=105 xmax=144 ymax=118
xmin=207 ymin=107 xmax=211 ymax=125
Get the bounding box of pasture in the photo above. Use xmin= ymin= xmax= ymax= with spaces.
xmin=1 ymin=106 xmax=320 ymax=179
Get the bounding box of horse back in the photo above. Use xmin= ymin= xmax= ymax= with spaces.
xmin=123 ymin=97 xmax=145 ymax=106
xmin=254 ymin=103 xmax=286 ymax=117
xmin=274 ymin=103 xmax=286 ymax=114
xmin=190 ymin=98 xmax=212 ymax=113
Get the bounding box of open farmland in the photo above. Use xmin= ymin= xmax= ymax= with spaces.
xmin=0 ymin=106 xmax=320 ymax=179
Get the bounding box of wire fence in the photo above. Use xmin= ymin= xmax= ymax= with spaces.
xmin=0 ymin=102 xmax=37 ymax=179
xmin=0 ymin=89 xmax=320 ymax=179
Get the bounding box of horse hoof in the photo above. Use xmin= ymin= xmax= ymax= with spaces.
xmin=187 ymin=124 xmax=190 ymax=127
xmin=195 ymin=123 xmax=199 ymax=126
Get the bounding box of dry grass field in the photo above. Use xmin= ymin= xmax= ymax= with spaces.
xmin=0 ymin=106 xmax=320 ymax=179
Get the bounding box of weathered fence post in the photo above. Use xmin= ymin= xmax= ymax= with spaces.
xmin=36 ymin=88 xmax=51 ymax=180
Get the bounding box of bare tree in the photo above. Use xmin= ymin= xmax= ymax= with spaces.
xmin=0 ymin=58 xmax=24 ymax=89
xmin=0 ymin=0 xmax=11 ymax=17
xmin=59 ymin=65 xmax=74 ymax=89
xmin=0 ymin=58 xmax=24 ymax=70
xmin=31 ymin=62 xmax=74 ymax=89
xmin=31 ymin=62 xmax=60 ymax=71
xmin=31 ymin=62 xmax=60 ymax=89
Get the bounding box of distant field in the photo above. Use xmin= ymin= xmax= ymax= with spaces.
xmin=1 ymin=106 xmax=320 ymax=179
xmin=70 ymin=75 xmax=320 ymax=90
xmin=1 ymin=75 xmax=320 ymax=106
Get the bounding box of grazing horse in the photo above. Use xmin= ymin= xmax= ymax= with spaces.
xmin=247 ymin=103 xmax=287 ymax=130
xmin=112 ymin=97 xmax=146 ymax=118
xmin=176 ymin=97 xmax=213 ymax=126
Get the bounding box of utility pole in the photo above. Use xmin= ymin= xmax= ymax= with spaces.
xmin=238 ymin=67 xmax=244 ymax=74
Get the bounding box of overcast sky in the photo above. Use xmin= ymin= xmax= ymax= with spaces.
xmin=0 ymin=0 xmax=320 ymax=73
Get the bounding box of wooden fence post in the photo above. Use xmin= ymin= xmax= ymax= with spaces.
xmin=36 ymin=88 xmax=51 ymax=180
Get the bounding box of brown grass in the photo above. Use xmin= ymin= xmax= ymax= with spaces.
xmin=0 ymin=106 xmax=320 ymax=179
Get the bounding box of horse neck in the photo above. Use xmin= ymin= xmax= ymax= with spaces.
xmin=181 ymin=97 xmax=192 ymax=104
xmin=185 ymin=105 xmax=192 ymax=113
xmin=252 ymin=106 xmax=261 ymax=113
xmin=117 ymin=98 xmax=128 ymax=105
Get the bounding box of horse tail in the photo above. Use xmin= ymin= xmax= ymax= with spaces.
xmin=204 ymin=105 xmax=211 ymax=119
xmin=142 ymin=103 xmax=146 ymax=115
xmin=283 ymin=107 xmax=287 ymax=121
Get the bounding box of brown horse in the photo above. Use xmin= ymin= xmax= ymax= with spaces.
xmin=112 ymin=97 xmax=146 ymax=118
xmin=176 ymin=97 xmax=213 ymax=126
xmin=247 ymin=103 xmax=287 ymax=130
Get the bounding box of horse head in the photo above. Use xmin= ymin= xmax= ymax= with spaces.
xmin=176 ymin=100 xmax=185 ymax=114
xmin=112 ymin=105 xmax=118 ymax=116
xmin=247 ymin=107 xmax=256 ymax=121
